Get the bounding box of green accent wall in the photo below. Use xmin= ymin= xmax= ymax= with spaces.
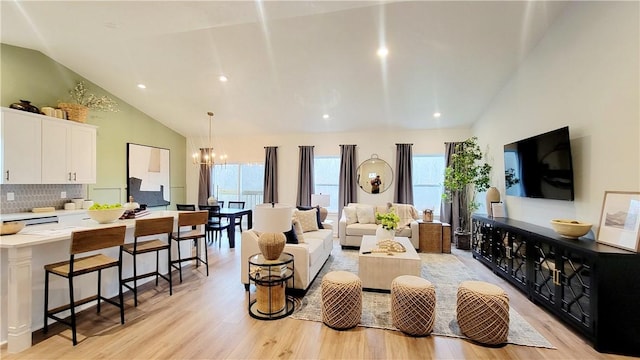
xmin=1 ymin=44 xmax=186 ymax=207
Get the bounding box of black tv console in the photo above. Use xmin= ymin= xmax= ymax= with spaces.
xmin=471 ymin=214 xmax=640 ymax=356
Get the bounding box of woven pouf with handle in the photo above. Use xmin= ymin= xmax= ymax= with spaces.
xmin=321 ymin=271 xmax=362 ymax=330
xmin=391 ymin=275 xmax=436 ymax=336
xmin=456 ymin=280 xmax=510 ymax=345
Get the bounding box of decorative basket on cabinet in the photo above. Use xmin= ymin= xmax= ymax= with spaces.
xmin=58 ymin=103 xmax=89 ymax=123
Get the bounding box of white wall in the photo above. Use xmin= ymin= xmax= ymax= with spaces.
xmin=474 ymin=2 xmax=639 ymax=231
xmin=186 ymin=127 xmax=471 ymax=210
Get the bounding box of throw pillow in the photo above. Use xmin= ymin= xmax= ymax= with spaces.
xmin=295 ymin=209 xmax=319 ymax=232
xmin=356 ymin=205 xmax=376 ymax=224
xmin=292 ymin=218 xmax=305 ymax=243
xmin=296 ymin=205 xmax=324 ymax=229
xmin=343 ymin=207 xmax=358 ymax=225
xmin=284 ymin=225 xmax=298 ymax=244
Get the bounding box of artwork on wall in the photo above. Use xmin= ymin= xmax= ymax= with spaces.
xmin=127 ymin=143 xmax=171 ymax=207
xmin=596 ymin=191 xmax=640 ymax=252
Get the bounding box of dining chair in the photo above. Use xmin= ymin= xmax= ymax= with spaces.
xmin=199 ymin=205 xmax=230 ymax=247
xmin=227 ymin=201 xmax=246 ymax=232
xmin=170 ymin=211 xmax=209 ymax=283
xmin=176 ymin=204 xmax=196 ymax=211
xmin=218 ymin=200 xmax=225 ymax=208
xmin=43 ymin=225 xmax=127 ymax=345
xmin=121 ymin=216 xmax=174 ymax=306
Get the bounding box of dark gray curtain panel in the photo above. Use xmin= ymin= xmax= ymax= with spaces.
xmin=263 ymin=146 xmax=278 ymax=204
xmin=394 ymin=143 xmax=414 ymax=204
xmin=441 ymin=141 xmax=463 ymax=230
xmin=198 ymin=149 xmax=211 ymax=206
xmin=296 ymin=146 xmax=315 ymax=206
xmin=339 ymin=144 xmax=358 ymax=216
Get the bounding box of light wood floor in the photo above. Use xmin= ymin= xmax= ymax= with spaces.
xmin=1 ymin=235 xmax=633 ymax=359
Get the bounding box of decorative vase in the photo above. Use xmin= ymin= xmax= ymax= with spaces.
xmin=10 ymin=99 xmax=40 ymax=113
xmin=207 ymin=196 xmax=218 ymax=206
xmin=486 ymin=187 xmax=501 ymax=217
xmin=376 ymin=225 xmax=396 ymax=241
xmin=257 ymin=232 xmax=286 ymax=260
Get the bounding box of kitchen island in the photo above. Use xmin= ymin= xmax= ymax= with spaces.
xmin=0 ymin=210 xmax=186 ymax=353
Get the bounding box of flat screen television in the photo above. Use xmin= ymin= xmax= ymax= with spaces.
xmin=503 ymin=126 xmax=575 ymax=201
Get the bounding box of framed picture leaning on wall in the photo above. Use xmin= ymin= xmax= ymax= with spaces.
xmin=127 ymin=143 xmax=171 ymax=207
xmin=596 ymin=191 xmax=640 ymax=252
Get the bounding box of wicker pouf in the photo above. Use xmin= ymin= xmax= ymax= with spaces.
xmin=456 ymin=280 xmax=510 ymax=345
xmin=391 ymin=275 xmax=436 ymax=336
xmin=321 ymin=271 xmax=362 ymax=330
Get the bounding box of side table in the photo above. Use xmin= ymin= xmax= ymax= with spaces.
xmin=248 ymin=252 xmax=295 ymax=320
xmin=418 ymin=220 xmax=443 ymax=253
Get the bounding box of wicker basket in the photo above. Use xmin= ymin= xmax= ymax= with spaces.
xmin=58 ymin=103 xmax=89 ymax=123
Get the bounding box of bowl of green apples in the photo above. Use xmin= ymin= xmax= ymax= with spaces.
xmin=87 ymin=203 xmax=125 ymax=224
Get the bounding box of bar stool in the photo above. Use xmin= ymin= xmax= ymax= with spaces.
xmin=170 ymin=211 xmax=209 ymax=282
xmin=43 ymin=225 xmax=127 ymax=345
xmin=121 ymin=216 xmax=174 ymax=306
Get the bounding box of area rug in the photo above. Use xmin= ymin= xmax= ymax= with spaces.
xmin=291 ymin=248 xmax=555 ymax=349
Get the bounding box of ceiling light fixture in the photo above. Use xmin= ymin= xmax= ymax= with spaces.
xmin=219 ymin=75 xmax=228 ymax=82
xmin=192 ymin=112 xmax=227 ymax=166
xmin=433 ymin=112 xmax=441 ymax=118
xmin=377 ymin=46 xmax=389 ymax=58
xmin=322 ymin=114 xmax=330 ymax=119
xmin=137 ymin=84 xmax=146 ymax=89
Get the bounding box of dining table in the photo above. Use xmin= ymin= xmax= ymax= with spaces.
xmin=217 ymin=207 xmax=252 ymax=248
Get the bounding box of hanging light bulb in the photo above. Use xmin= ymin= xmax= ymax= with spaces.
xmin=193 ymin=111 xmax=217 ymax=166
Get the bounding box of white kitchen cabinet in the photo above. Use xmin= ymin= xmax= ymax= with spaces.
xmin=41 ymin=117 xmax=96 ymax=184
xmin=0 ymin=108 xmax=42 ymax=184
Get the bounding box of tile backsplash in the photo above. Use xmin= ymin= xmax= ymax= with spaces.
xmin=1 ymin=184 xmax=85 ymax=214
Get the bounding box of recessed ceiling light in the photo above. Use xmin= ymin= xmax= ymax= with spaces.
xmin=323 ymin=114 xmax=330 ymax=119
xmin=377 ymin=47 xmax=389 ymax=58
xmin=219 ymin=75 xmax=228 ymax=82
xmin=433 ymin=112 xmax=441 ymax=118
xmin=137 ymin=84 xmax=146 ymax=89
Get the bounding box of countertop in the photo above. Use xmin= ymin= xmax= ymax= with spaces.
xmin=0 ymin=209 xmax=88 ymax=222
xmin=0 ymin=210 xmax=179 ymax=249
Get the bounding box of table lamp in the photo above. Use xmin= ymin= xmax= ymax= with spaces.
xmin=253 ymin=203 xmax=293 ymax=260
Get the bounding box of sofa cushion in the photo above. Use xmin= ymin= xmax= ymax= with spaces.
xmin=296 ymin=205 xmax=324 ymax=229
xmin=295 ymin=208 xmax=319 ymax=232
xmin=356 ymin=205 xmax=376 ymax=224
xmin=304 ymin=236 xmax=326 ymax=268
xmin=346 ymin=223 xmax=379 ymax=236
xmin=284 ymin=225 xmax=298 ymax=244
xmin=343 ymin=207 xmax=358 ymax=225
xmin=293 ymin=218 xmax=305 ymax=243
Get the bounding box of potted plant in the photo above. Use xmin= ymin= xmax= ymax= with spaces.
xmin=58 ymin=81 xmax=119 ymax=122
xmin=442 ymin=136 xmax=492 ymax=249
xmin=375 ymin=208 xmax=401 ymax=241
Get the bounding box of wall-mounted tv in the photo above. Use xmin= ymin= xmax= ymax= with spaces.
xmin=504 ymin=126 xmax=575 ymax=201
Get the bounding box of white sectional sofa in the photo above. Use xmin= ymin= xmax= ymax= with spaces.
xmin=241 ymin=223 xmax=333 ymax=291
xmin=339 ymin=203 xmax=420 ymax=249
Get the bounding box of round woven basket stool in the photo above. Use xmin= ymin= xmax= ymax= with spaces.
xmin=391 ymin=275 xmax=436 ymax=336
xmin=321 ymin=271 xmax=362 ymax=330
xmin=456 ymin=280 xmax=510 ymax=345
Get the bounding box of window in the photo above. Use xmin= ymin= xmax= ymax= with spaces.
xmin=412 ymin=155 xmax=445 ymax=216
xmin=314 ymin=156 xmax=340 ymax=212
xmin=212 ymin=163 xmax=264 ymax=210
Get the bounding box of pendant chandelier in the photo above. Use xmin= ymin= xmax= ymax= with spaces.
xmin=192 ymin=111 xmax=227 ymax=166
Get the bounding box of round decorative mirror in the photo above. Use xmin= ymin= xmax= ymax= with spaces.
xmin=357 ymin=154 xmax=393 ymax=194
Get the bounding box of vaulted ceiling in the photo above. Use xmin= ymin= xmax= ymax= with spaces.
xmin=1 ymin=1 xmax=568 ymax=137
